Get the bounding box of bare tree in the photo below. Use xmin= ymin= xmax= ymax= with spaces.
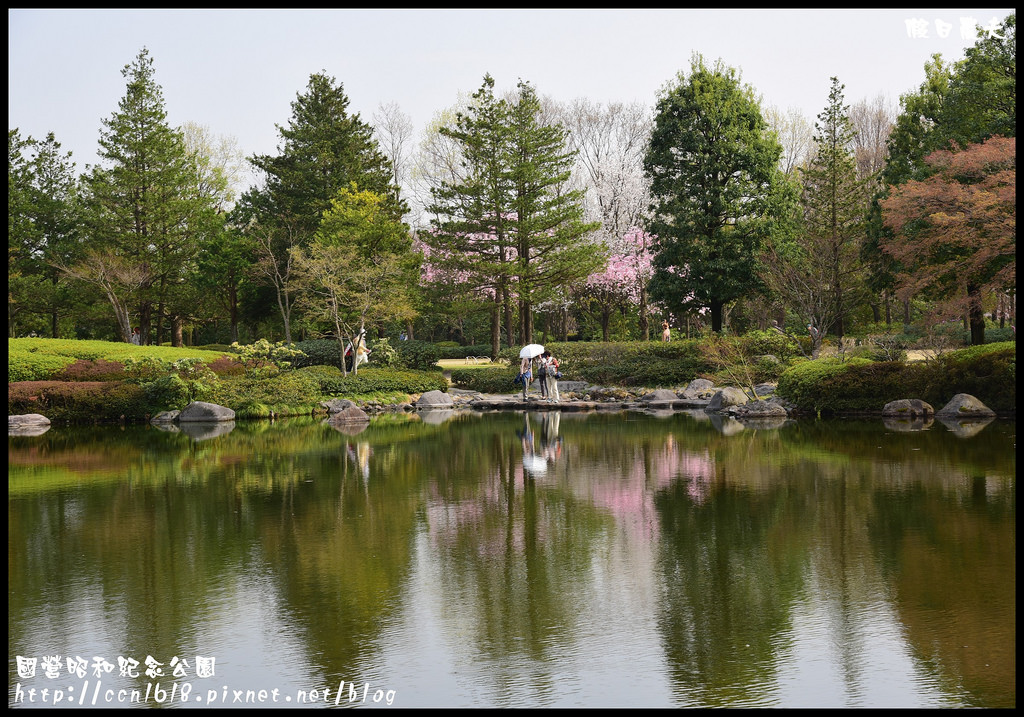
xmin=372 ymin=101 xmax=415 ymax=212
xmin=849 ymin=93 xmax=896 ymax=184
xmin=58 ymin=250 xmax=151 ymax=342
xmin=765 ymin=105 xmax=815 ymax=177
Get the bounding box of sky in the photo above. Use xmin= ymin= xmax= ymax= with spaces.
xmin=8 ymin=8 xmax=1015 ymax=181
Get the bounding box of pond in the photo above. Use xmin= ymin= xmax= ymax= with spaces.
xmin=8 ymin=409 xmax=1015 ymax=708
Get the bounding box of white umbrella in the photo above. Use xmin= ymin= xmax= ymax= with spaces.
xmin=519 ymin=344 xmax=544 ymax=359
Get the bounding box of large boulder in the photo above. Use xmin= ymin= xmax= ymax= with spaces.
xmin=706 ymin=387 xmax=749 ymax=413
xmin=321 ymin=398 xmax=358 ymax=414
xmin=9 ymin=413 xmax=51 ymax=437
xmin=327 ymin=405 xmax=370 ymax=425
xmin=936 ymin=393 xmax=996 ymax=418
xmin=734 ymin=399 xmax=788 ymax=417
xmin=882 ymin=399 xmax=934 ymax=418
xmin=681 ymin=379 xmax=716 ymax=400
xmin=640 ymin=389 xmax=679 ymax=404
xmin=150 ymin=410 xmax=180 ymax=424
xmin=178 ymin=401 xmax=235 ymax=422
xmin=416 ymin=390 xmax=454 ymax=408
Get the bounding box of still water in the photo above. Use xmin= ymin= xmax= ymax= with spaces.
xmin=8 ymin=409 xmax=1015 ymax=708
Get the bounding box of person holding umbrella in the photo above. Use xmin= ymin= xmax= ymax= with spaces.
xmin=518 ymin=343 xmax=544 ymax=401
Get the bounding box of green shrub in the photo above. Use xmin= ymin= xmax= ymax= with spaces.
xmin=396 ymin=340 xmax=442 ymax=371
xmin=291 ymin=339 xmax=346 ymax=369
xmin=450 ymin=367 xmax=519 ymax=393
xmin=370 ymin=337 xmax=400 ymax=367
xmin=9 ymin=380 xmax=149 ymax=423
xmin=8 ymin=337 xmax=229 ymax=363
xmin=497 ymin=340 xmax=714 ymax=387
xmin=776 ymin=342 xmax=1015 ymax=415
xmin=230 ymin=339 xmax=307 ymax=376
xmin=315 ymin=367 xmax=448 ymax=396
xmin=8 ymin=350 xmax=77 ymax=382
xmin=741 ymin=329 xmax=801 ymax=363
xmin=435 ymin=343 xmax=494 ymax=360
xmin=210 ymin=370 xmax=323 ymax=415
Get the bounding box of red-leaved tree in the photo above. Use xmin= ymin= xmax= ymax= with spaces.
xmin=880 ymin=135 xmax=1015 ymax=344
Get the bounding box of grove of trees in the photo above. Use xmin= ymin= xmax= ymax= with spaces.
xmin=8 ymin=13 xmax=1015 ymax=350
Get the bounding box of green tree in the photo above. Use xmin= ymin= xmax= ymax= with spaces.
xmin=234 ymin=72 xmax=405 ymax=343
xmin=797 ymin=77 xmax=871 ymax=338
xmin=425 ymin=75 xmax=517 ymax=356
xmin=8 ymin=130 xmax=83 ymax=338
xmin=644 ymin=55 xmax=787 ymax=333
xmin=292 ymin=186 xmax=418 ymax=373
xmin=506 ymin=80 xmax=602 ymax=343
xmin=78 ymin=47 xmax=215 ymax=343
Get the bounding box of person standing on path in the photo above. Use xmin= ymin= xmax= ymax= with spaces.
xmin=537 ymin=353 xmax=549 ymax=399
xmin=542 ymin=350 xmax=560 ymax=403
xmin=519 ymin=355 xmax=534 ymax=401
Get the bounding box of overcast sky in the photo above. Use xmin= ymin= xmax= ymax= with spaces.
xmin=8 ymin=8 xmax=1015 ymax=178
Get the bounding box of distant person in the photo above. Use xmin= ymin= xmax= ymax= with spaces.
xmin=537 ymin=353 xmax=549 ymax=399
xmin=130 ymin=327 xmax=141 ymax=345
xmin=662 ymin=320 xmax=671 ymax=342
xmin=399 ymin=331 xmax=408 ymax=341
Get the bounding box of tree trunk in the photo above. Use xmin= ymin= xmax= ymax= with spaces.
xmin=490 ymin=300 xmax=501 ymax=359
xmin=172 ymin=315 xmax=184 ymax=348
xmin=967 ymin=284 xmax=986 ymax=345
xmin=903 ymin=298 xmax=910 ymax=325
xmin=884 ymin=290 xmax=892 ymax=326
xmin=710 ymin=299 xmax=724 ymax=333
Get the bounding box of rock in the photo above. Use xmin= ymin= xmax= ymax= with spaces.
xmin=681 ymin=379 xmax=715 ymax=400
xmin=9 ymin=413 xmax=50 ymax=428
xmin=327 ymin=405 xmax=370 ymax=425
xmin=706 ymin=387 xmax=749 ymax=413
xmin=9 ymin=414 xmax=51 ymax=437
xmin=150 ymin=410 xmax=180 ymax=424
xmin=882 ymin=399 xmax=934 ymax=417
xmin=752 ymin=383 xmax=777 ymax=398
xmin=935 ymin=393 xmax=997 ymax=418
xmin=558 ymin=380 xmax=588 ymax=394
xmin=178 ymin=401 xmax=235 ymax=422
xmin=735 ymin=399 xmax=788 ymax=417
xmin=415 ymin=390 xmax=454 ymax=408
xmin=640 ymin=388 xmax=679 ymax=403
xmin=321 ymin=398 xmax=358 ymax=414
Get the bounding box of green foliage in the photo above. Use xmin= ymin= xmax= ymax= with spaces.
xmin=210 ymin=371 xmax=323 ymax=416
xmin=499 ymin=340 xmax=714 ymax=387
xmin=314 ymin=367 xmax=448 ymax=397
xmin=8 ymin=337 xmax=229 ymax=363
xmin=777 ymin=342 xmax=1015 ymax=414
xmin=450 ymin=367 xmax=519 ymax=393
xmin=396 ymin=340 xmax=442 ymax=371
xmin=740 ymin=329 xmax=801 ymax=363
xmin=230 ymin=339 xmax=307 ymax=376
xmin=370 ymin=337 xmax=399 ymax=367
xmin=291 ymin=339 xmax=346 ymax=369
xmin=9 ymin=380 xmax=149 ymax=423
xmin=121 ymin=356 xmax=220 ymax=412
xmin=645 ymin=54 xmax=789 ymax=330
xmin=8 ymin=350 xmax=77 ymax=382
xmin=434 ymin=343 xmax=495 ymax=360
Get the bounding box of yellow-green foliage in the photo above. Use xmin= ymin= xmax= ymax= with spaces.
xmin=8 ymin=349 xmax=77 ymax=382
xmin=9 ymin=338 xmax=230 ymax=363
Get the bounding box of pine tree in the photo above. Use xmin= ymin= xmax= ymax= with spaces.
xmin=234 ymin=72 xmax=405 ymax=343
xmin=798 ymin=77 xmax=870 ymax=338
xmin=80 ymin=47 xmax=213 ymax=342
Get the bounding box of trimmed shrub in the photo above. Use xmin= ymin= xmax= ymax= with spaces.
xmin=210 ymin=370 xmax=323 ymax=415
xmin=9 ymin=337 xmax=229 ymax=363
xmin=204 ymin=356 xmax=245 ymax=377
xmin=396 ymin=340 xmax=442 ymax=371
xmin=450 ymin=367 xmax=519 ymax=393
xmin=499 ymin=340 xmax=714 ymax=387
xmin=435 ymin=343 xmax=495 ymax=360
xmin=51 ymin=358 xmax=127 ymax=382
xmin=315 ymin=367 xmax=448 ymax=396
xmin=291 ymin=339 xmax=347 ymax=369
xmin=776 ymin=342 xmax=1015 ymax=415
xmin=9 ymin=380 xmax=149 ymax=423
xmin=9 ymin=350 xmax=77 ymax=382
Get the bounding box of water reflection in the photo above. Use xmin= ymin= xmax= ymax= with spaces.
xmin=7 ymin=414 xmax=1015 ymax=708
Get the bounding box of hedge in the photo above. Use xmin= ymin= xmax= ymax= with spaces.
xmin=8 ymin=350 xmax=77 ymax=382
xmin=9 ymin=380 xmax=150 ymax=423
xmin=450 ymin=367 xmax=519 ymax=393
xmin=776 ymin=342 xmax=1015 ymax=415
xmin=498 ymin=340 xmax=715 ymax=387
xmin=314 ymin=367 xmax=449 ymax=396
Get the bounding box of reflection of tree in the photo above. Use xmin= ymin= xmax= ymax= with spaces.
xmin=654 ymin=481 xmax=809 ymax=705
xmin=868 ymin=480 xmax=1015 ymax=708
